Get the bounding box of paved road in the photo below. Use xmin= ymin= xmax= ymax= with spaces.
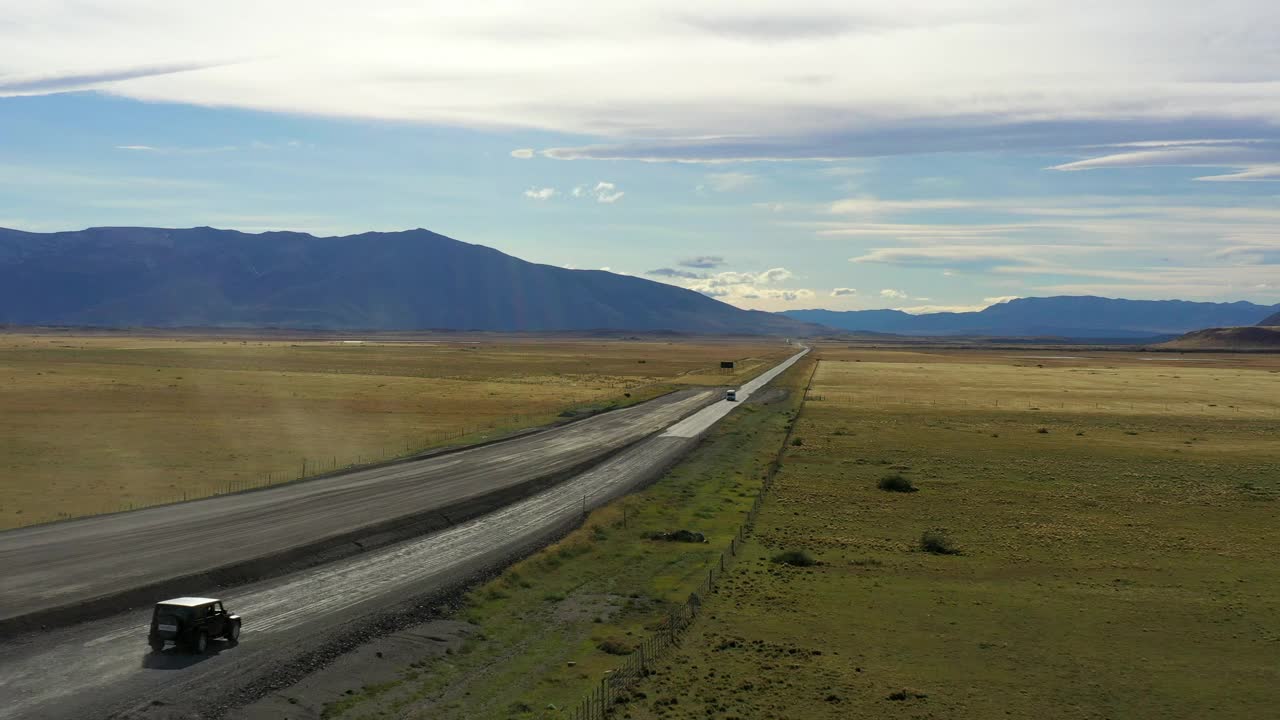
xmin=0 ymin=348 xmax=808 ymax=720
xmin=0 ymin=388 xmax=716 ymax=628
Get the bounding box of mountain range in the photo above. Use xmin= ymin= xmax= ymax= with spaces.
xmin=0 ymin=226 xmax=819 ymax=335
xmin=3 ymin=226 xmax=1276 ymax=339
xmin=784 ymin=297 xmax=1280 ymax=339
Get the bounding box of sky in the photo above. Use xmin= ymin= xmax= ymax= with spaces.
xmin=1 ymin=0 xmax=1278 ymax=313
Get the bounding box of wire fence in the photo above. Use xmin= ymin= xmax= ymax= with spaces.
xmin=801 ymin=391 xmax=1280 ymax=417
xmin=565 ymin=357 xmax=820 ymax=720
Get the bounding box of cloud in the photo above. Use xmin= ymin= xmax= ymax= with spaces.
xmin=1209 ymin=246 xmax=1280 ymax=265
xmin=704 ymin=172 xmax=758 ymax=192
xmin=852 ymin=246 xmax=1044 ymax=269
xmin=680 ymin=12 xmax=865 ymax=42
xmin=648 ymin=264 xmax=811 ymax=308
xmin=829 ymin=197 xmax=976 ymax=215
xmin=510 ymin=148 xmax=535 ymax=159
xmin=1196 ymin=165 xmax=1280 ymax=182
xmin=111 ymin=143 xmax=238 ymax=154
xmin=593 ymin=181 xmax=624 ymax=203
xmin=6 ymin=3 xmax=1280 ymax=159
xmin=571 ymin=181 xmax=624 ymax=203
xmin=646 ymin=267 xmax=704 ymax=279
xmin=679 ymin=255 xmax=725 ymax=269
xmin=0 ymin=61 xmax=225 ymax=95
xmin=879 ymin=288 xmax=908 ymax=300
xmin=523 ymin=187 xmax=557 ymax=200
xmin=1048 ymin=139 xmax=1280 ymax=184
xmin=830 ymin=287 xmax=857 ymax=297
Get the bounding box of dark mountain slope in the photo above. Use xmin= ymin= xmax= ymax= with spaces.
xmin=1259 ymin=311 xmax=1280 ymax=326
xmin=785 ymin=296 xmax=1280 ymax=338
xmin=1159 ymin=326 xmax=1280 ymax=350
xmin=0 ymin=227 xmax=819 ymax=335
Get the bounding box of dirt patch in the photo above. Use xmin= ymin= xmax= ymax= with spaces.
xmin=746 ymin=387 xmax=789 ymax=406
xmin=234 ymin=621 xmax=473 ymax=720
xmin=552 ymin=593 xmax=627 ymax=624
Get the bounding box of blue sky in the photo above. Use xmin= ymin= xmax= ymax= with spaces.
xmin=2 ymin=1 xmax=1278 ymax=312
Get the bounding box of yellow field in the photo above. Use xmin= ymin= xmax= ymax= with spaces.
xmin=620 ymin=348 xmax=1280 ymax=719
xmin=0 ymin=332 xmax=791 ymax=528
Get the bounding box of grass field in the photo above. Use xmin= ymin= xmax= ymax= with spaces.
xmin=319 ymin=354 xmax=815 ymax=719
xmin=0 ymin=331 xmax=791 ymax=528
xmin=618 ymin=348 xmax=1280 ymax=719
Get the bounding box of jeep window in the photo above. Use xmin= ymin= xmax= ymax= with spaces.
xmin=154 ymin=604 xmax=193 ymax=621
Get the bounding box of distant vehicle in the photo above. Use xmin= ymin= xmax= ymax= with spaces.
xmin=725 ymin=389 xmax=737 ymax=402
xmin=148 ymin=597 xmax=240 ymax=653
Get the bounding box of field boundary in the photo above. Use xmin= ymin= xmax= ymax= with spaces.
xmin=564 ymin=357 xmax=820 ymax=720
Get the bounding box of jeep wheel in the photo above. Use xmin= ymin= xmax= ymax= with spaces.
xmin=149 ymin=638 xmax=165 ymax=653
xmin=226 ymin=621 xmax=241 ymax=643
xmin=193 ymin=631 xmax=208 ymax=654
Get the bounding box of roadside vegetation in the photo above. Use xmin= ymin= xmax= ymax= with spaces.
xmin=318 ymin=355 xmax=815 ymax=719
xmin=0 ymin=332 xmax=791 ymax=528
xmin=617 ymin=348 xmax=1280 ymax=719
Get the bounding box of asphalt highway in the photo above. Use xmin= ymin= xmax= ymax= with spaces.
xmin=0 ymin=348 xmax=808 ymax=720
xmin=0 ymin=388 xmax=716 ymax=628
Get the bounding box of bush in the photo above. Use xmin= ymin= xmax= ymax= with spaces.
xmin=791 ymin=437 xmax=804 ymax=447
xmin=771 ymin=549 xmax=818 ymax=567
xmin=597 ymin=637 xmax=635 ymax=655
xmin=877 ymin=474 xmax=917 ymax=493
xmin=920 ymin=530 xmax=961 ymax=555
xmin=1036 ymin=427 xmax=1049 ymax=434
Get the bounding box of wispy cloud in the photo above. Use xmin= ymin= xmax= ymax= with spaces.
xmin=703 ymin=172 xmax=758 ymax=192
xmin=830 ymin=287 xmax=857 ymax=297
xmin=572 ymin=181 xmax=624 ymax=203
xmin=0 ymin=61 xmax=225 ymax=95
xmin=679 ymin=255 xmax=725 ymax=269
xmin=5 ymin=2 xmax=1280 ymax=159
xmin=879 ymin=288 xmax=908 ymax=300
xmin=646 ymin=267 xmax=704 ymax=279
xmin=509 ymin=148 xmax=535 ymax=159
xmin=523 ymin=187 xmax=557 ymax=200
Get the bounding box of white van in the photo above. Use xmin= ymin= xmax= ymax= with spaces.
xmin=725 ymin=389 xmax=737 ymax=402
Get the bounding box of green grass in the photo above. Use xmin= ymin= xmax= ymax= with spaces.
xmin=319 ymin=355 xmax=815 ymax=719
xmin=617 ymin=351 xmax=1280 ymax=719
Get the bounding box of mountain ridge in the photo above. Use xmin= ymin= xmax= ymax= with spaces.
xmin=785 ymin=297 xmax=1280 ymax=339
xmin=0 ymin=226 xmax=821 ymax=335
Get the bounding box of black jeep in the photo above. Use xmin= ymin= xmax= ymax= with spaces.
xmin=148 ymin=597 xmax=241 ymax=653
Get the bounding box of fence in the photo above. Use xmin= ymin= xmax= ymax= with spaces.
xmin=565 ymin=357 xmax=820 ymax=720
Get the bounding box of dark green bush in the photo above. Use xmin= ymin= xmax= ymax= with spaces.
xmin=771 ymin=549 xmax=817 ymax=567
xmin=920 ymin=530 xmax=961 ymax=555
xmin=877 ymin=474 xmax=917 ymax=493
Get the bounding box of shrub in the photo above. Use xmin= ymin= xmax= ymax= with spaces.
xmin=791 ymin=437 xmax=804 ymax=447
xmin=771 ymin=549 xmax=817 ymax=567
xmin=920 ymin=530 xmax=961 ymax=555
xmin=597 ymin=637 xmax=635 ymax=655
xmin=1036 ymin=427 xmax=1049 ymax=434
xmin=878 ymin=474 xmax=917 ymax=493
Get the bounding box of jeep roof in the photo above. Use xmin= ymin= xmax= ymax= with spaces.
xmin=156 ymin=597 xmax=220 ymax=607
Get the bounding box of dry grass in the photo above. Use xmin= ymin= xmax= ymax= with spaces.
xmin=0 ymin=331 xmax=791 ymax=528
xmin=621 ymin=348 xmax=1280 ymax=720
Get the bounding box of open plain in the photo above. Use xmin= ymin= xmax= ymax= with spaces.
xmin=614 ymin=346 xmax=1280 ymax=719
xmin=0 ymin=331 xmax=790 ymax=527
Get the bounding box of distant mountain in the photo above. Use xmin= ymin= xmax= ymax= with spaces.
xmin=1259 ymin=311 xmax=1280 ymax=326
xmin=785 ymin=297 xmax=1280 ymax=339
xmin=0 ymin=226 xmax=821 ymax=335
xmin=1159 ymin=326 xmax=1280 ymax=351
